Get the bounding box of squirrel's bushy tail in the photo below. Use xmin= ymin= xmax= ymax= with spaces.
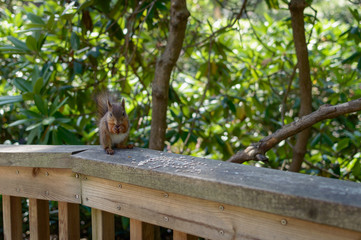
xmin=95 ymin=91 xmax=122 ymax=120
xmin=95 ymin=91 xmax=109 ymax=120
xmin=94 ymin=91 xmax=116 ymax=120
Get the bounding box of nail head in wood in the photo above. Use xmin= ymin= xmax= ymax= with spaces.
xmin=281 ymin=219 xmax=288 ymax=225
xmin=219 ymin=205 xmax=224 ymax=211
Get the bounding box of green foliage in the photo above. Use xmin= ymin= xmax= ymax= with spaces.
xmin=0 ymin=1 xmax=360 ymax=182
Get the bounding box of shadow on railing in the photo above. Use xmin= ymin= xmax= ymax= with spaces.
xmin=0 ymin=145 xmax=360 ymax=240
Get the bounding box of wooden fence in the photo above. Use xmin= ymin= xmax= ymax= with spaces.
xmin=0 ymin=145 xmax=360 ymax=239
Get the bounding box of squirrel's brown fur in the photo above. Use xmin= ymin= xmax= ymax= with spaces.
xmin=95 ymin=91 xmax=133 ymax=155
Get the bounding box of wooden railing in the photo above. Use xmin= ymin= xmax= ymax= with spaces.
xmin=0 ymin=145 xmax=360 ymax=240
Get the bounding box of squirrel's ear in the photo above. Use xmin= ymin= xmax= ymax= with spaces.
xmin=121 ymin=98 xmax=125 ymax=108
xmin=107 ymin=99 xmax=113 ymax=111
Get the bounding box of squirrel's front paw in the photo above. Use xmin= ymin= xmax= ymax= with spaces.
xmin=105 ymin=148 xmax=114 ymax=155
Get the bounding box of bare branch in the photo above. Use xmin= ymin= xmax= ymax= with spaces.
xmin=228 ymin=98 xmax=361 ymax=164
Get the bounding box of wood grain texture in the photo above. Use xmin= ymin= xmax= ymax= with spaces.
xmin=130 ymin=219 xmax=154 ymax=240
xmin=91 ymin=208 xmax=114 ymax=240
xmin=81 ymin=176 xmax=361 ymax=240
xmin=1 ymin=145 xmax=361 ymax=233
xmin=0 ymin=145 xmax=98 ymax=168
xmin=173 ymin=230 xmax=198 ymax=240
xmin=29 ymin=198 xmax=50 ymax=240
xmin=0 ymin=167 xmax=81 ymax=203
xmin=58 ymin=202 xmax=80 ymax=240
xmin=72 ymin=147 xmax=361 ymax=232
xmin=2 ymin=195 xmax=22 ymax=240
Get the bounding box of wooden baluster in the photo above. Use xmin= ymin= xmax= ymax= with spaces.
xmin=58 ymin=202 xmax=80 ymax=240
xmin=2 ymin=195 xmax=22 ymax=240
xmin=91 ymin=208 xmax=115 ymax=240
xmin=29 ymin=199 xmax=50 ymax=240
xmin=173 ymin=230 xmax=198 ymax=240
xmin=130 ymin=219 xmax=154 ymax=240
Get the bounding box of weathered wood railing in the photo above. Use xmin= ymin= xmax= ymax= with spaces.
xmin=0 ymin=145 xmax=360 ymax=239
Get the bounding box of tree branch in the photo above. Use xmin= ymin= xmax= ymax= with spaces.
xmin=228 ymin=98 xmax=361 ymax=164
xmin=149 ymin=0 xmax=190 ymax=150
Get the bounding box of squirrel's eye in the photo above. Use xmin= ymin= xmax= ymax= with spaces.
xmin=109 ymin=113 xmax=113 ymax=117
xmin=122 ymin=111 xmax=125 ymax=116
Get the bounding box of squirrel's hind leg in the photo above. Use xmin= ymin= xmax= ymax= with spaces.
xmin=115 ymin=136 xmax=133 ymax=149
xmin=116 ymin=143 xmax=134 ymax=149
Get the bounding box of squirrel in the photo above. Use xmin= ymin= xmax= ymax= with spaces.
xmin=95 ymin=92 xmax=133 ymax=155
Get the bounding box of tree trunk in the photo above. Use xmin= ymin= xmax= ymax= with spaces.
xmin=149 ymin=0 xmax=190 ymax=150
xmin=289 ymin=0 xmax=312 ymax=172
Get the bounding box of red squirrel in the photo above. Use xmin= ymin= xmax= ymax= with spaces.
xmin=95 ymin=92 xmax=133 ymax=154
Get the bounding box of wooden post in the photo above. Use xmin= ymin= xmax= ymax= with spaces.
xmin=173 ymin=230 xmax=198 ymax=240
xmin=58 ymin=202 xmax=80 ymax=240
xmin=29 ymin=198 xmax=50 ymax=240
xmin=2 ymin=195 xmax=22 ymax=240
xmin=91 ymin=208 xmax=114 ymax=240
xmin=130 ymin=219 xmax=154 ymax=240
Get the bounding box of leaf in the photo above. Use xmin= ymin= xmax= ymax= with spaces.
xmin=52 ymin=129 xmax=61 ymax=145
xmin=265 ymin=0 xmax=279 ymax=9
xmin=310 ymin=133 xmax=321 ymax=147
xmin=106 ymin=20 xmax=124 ymax=40
xmin=7 ymin=36 xmax=29 ymax=51
xmin=8 ymin=119 xmax=30 ymax=127
xmin=26 ymin=36 xmax=38 ymax=51
xmin=352 ymin=160 xmax=361 ymax=178
xmin=0 ymin=45 xmax=27 ymax=54
xmin=49 ymin=97 xmax=68 ymax=116
xmin=73 ymin=61 xmax=83 ymax=74
xmin=336 ymin=138 xmax=350 ymax=152
xmin=13 ymin=78 xmax=32 ymax=92
xmin=33 ymin=77 xmax=44 ymax=94
xmin=27 ymin=12 xmax=45 ymax=25
xmin=36 ymin=33 xmax=47 ymax=51
xmin=34 ymin=94 xmax=48 ymax=115
xmin=78 ymin=0 xmax=94 ymax=12
xmin=20 ymin=109 xmax=42 ymax=119
xmin=22 ymin=92 xmax=34 ymax=101
xmin=26 ymin=122 xmax=42 ymax=131
xmin=27 ymin=127 xmax=40 ymax=144
xmin=342 ymin=51 xmax=361 ymax=64
xmin=70 ymin=32 xmax=80 ymax=50
xmin=32 ymin=66 xmax=40 ymax=86
xmin=227 ymin=98 xmax=236 ymax=114
xmin=58 ymin=127 xmax=82 ymax=145
xmin=0 ymin=95 xmax=23 ymax=105
xmin=95 ymin=0 xmax=111 ymax=13
xmin=348 ymin=7 xmax=360 ymax=22
xmin=42 ymin=117 xmax=55 ymax=125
